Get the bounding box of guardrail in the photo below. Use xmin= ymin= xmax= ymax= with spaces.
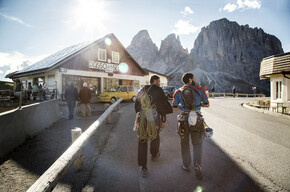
xmin=27 ymin=98 xmax=123 ymax=192
xmin=209 ymin=93 xmax=265 ymax=98
xmin=0 ymin=89 xmax=12 ymax=101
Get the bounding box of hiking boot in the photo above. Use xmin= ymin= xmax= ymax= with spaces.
xmin=151 ymin=152 xmax=160 ymax=161
xmin=181 ymin=165 xmax=191 ymax=172
xmin=194 ymin=163 xmax=203 ymax=180
xmin=141 ymin=168 xmax=148 ymax=177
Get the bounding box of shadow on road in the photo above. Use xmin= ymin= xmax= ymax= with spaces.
xmin=0 ymin=110 xmax=121 ymax=192
xmin=0 ymin=102 xmax=265 ymax=192
xmin=81 ymin=108 xmax=264 ymax=192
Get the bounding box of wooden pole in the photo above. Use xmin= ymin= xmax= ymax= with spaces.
xmin=19 ymin=80 xmax=23 ymax=108
xmin=105 ymin=103 xmax=111 ymax=124
xmin=117 ymin=102 xmax=120 ymax=111
xmin=71 ymin=127 xmax=83 ymax=171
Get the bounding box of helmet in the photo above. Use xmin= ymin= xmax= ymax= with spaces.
xmin=205 ymin=127 xmax=213 ymax=138
xmin=83 ymin=82 xmax=87 ymax=87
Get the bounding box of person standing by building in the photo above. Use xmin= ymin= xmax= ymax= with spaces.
xmin=134 ymin=75 xmax=168 ymax=177
xmin=15 ymin=80 xmax=22 ymax=92
xmin=65 ymin=82 xmax=79 ymax=120
xmin=42 ymin=80 xmax=48 ymax=100
xmin=32 ymin=83 xmax=38 ymax=101
xmin=27 ymin=82 xmax=33 ymax=101
xmin=79 ymin=82 xmax=92 ymax=117
xmin=172 ymin=73 xmax=209 ymax=180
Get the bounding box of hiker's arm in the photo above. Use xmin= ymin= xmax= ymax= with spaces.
xmin=134 ymin=88 xmax=143 ymax=113
xmin=135 ymin=98 xmax=141 ymax=113
xmin=172 ymin=90 xmax=181 ymax=111
xmin=200 ymin=89 xmax=209 ymax=107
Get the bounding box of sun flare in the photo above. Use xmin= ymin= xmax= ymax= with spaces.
xmin=72 ymin=0 xmax=110 ymax=32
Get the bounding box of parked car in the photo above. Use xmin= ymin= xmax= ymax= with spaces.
xmin=97 ymin=85 xmax=137 ymax=104
xmin=162 ymin=86 xmax=178 ymax=99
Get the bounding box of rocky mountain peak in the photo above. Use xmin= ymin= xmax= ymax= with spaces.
xmin=188 ymin=18 xmax=283 ymax=93
xmin=159 ymin=33 xmax=188 ymax=65
xmin=127 ymin=30 xmax=158 ymax=69
xmin=128 ymin=30 xmax=157 ymax=49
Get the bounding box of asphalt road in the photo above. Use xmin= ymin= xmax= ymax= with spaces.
xmin=0 ymin=98 xmax=289 ymax=192
xmin=82 ymin=97 xmax=290 ymax=192
xmin=202 ymin=97 xmax=290 ymax=192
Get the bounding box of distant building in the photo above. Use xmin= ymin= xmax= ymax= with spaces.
xmin=6 ymin=33 xmax=170 ymax=101
xmin=260 ymin=52 xmax=290 ymax=113
xmin=143 ymin=69 xmax=170 ymax=87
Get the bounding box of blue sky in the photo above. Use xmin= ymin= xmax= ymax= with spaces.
xmin=0 ymin=0 xmax=289 ymax=81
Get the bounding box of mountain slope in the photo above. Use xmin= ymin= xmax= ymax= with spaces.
xmin=127 ymin=18 xmax=284 ymax=94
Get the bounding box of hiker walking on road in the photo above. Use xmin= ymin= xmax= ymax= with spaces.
xmin=172 ymin=73 xmax=209 ymax=180
xmin=65 ymin=82 xmax=79 ymax=120
xmin=79 ymin=82 xmax=92 ymax=117
xmin=232 ymin=86 xmax=236 ymax=98
xmin=135 ymin=75 xmax=169 ymax=177
xmin=211 ymin=86 xmax=215 ymax=98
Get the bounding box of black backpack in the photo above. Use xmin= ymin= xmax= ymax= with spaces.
xmin=179 ymin=86 xmax=201 ymax=111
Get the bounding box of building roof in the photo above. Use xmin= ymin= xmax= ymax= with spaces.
xmin=143 ymin=68 xmax=171 ymax=79
xmin=8 ymin=33 xmax=146 ymax=79
xmin=260 ymin=52 xmax=290 ymax=79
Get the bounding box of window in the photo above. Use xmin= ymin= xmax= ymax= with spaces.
xmin=112 ymin=51 xmax=120 ymax=63
xmin=129 ymin=87 xmax=134 ymax=92
xmin=120 ymin=86 xmax=127 ymax=92
xmin=275 ymin=80 xmax=282 ymax=99
xmin=98 ymin=48 xmax=106 ymax=61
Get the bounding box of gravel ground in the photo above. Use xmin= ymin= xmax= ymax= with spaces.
xmin=0 ymin=102 xmax=121 ymax=192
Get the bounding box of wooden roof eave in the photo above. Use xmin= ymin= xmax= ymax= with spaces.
xmin=110 ymin=33 xmax=147 ymax=76
xmin=260 ymin=70 xmax=290 ymax=80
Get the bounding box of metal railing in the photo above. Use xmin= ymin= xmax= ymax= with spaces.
xmin=209 ymin=93 xmax=265 ymax=98
xmin=27 ymin=98 xmax=123 ymax=192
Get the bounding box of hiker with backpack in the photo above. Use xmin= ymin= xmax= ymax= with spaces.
xmin=134 ymin=75 xmax=170 ymax=177
xmin=172 ymin=73 xmax=209 ymax=180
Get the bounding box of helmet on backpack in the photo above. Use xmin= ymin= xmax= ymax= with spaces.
xmin=205 ymin=127 xmax=213 ymax=138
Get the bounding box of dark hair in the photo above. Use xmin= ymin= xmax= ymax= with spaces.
xmin=182 ymin=73 xmax=194 ymax=84
xmin=150 ymin=75 xmax=160 ymax=84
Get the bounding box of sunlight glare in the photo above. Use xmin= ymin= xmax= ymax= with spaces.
xmin=104 ymin=37 xmax=112 ymax=46
xmin=73 ymin=0 xmax=110 ymax=32
xmin=119 ymin=62 xmax=129 ymax=73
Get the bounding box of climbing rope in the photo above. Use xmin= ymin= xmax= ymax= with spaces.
xmin=137 ymin=93 xmax=158 ymax=141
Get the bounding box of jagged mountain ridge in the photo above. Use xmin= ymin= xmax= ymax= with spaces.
xmin=127 ymin=18 xmax=284 ymax=94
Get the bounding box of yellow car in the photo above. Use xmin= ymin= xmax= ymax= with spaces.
xmin=97 ymin=85 xmax=137 ymax=104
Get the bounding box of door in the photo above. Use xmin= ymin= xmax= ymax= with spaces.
xmin=128 ymin=86 xmax=135 ymax=99
xmin=119 ymin=86 xmax=129 ymax=100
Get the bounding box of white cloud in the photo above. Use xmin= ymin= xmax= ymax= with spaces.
xmin=172 ymin=20 xmax=201 ymax=35
xmin=0 ymin=51 xmax=46 ymax=78
xmin=221 ymin=0 xmax=261 ymax=12
xmin=181 ymin=6 xmax=194 ymax=16
xmin=243 ymin=0 xmax=261 ymax=9
xmin=0 ymin=12 xmax=34 ymax=28
xmin=223 ymin=3 xmax=238 ymax=12
xmin=0 ymin=70 xmax=3 ymax=74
